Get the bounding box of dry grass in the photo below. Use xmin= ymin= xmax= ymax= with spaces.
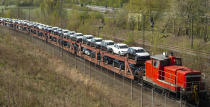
xmin=0 ymin=29 xmax=109 ymax=107
xmin=0 ymin=28 xmax=140 ymax=107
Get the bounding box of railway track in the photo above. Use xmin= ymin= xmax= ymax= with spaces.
xmin=4 ymin=26 xmax=201 ymax=107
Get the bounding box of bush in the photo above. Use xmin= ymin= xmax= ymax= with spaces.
xmin=115 ymin=10 xmax=128 ymax=29
xmin=17 ymin=1 xmax=33 ymax=7
xmin=124 ymin=32 xmax=135 ymax=45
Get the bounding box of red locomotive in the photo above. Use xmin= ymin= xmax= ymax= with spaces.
xmin=144 ymin=53 xmax=201 ymax=91
xmin=143 ymin=53 xmax=205 ymax=103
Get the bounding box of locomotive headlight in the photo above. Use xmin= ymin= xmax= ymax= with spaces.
xmin=181 ymin=88 xmax=185 ymax=91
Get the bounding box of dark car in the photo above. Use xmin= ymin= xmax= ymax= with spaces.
xmin=113 ymin=59 xmax=125 ymax=70
xmin=90 ymin=51 xmax=101 ymax=60
xmin=128 ymin=64 xmax=144 ymax=77
xmin=103 ymin=56 xmax=114 ymax=64
xmin=127 ymin=47 xmax=150 ymax=64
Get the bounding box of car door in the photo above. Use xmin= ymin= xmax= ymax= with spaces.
xmin=129 ymin=48 xmax=133 ymax=58
xmin=101 ymin=41 xmax=104 ymax=49
xmin=128 ymin=48 xmax=131 ymax=58
xmin=113 ymin=45 xmax=117 ymax=54
xmin=131 ymin=49 xmax=136 ymax=59
xmin=116 ymin=45 xmax=120 ymax=54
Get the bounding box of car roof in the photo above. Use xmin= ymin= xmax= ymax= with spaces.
xmin=84 ymin=35 xmax=93 ymax=37
xmin=63 ymin=29 xmax=68 ymax=31
xmin=75 ymin=33 xmax=83 ymax=35
xmin=116 ymin=43 xmax=127 ymax=46
xmin=93 ymin=37 xmax=102 ymax=40
xmin=52 ymin=27 xmax=59 ymax=29
xmin=103 ymin=40 xmax=114 ymax=42
xmin=130 ymin=47 xmax=144 ymax=50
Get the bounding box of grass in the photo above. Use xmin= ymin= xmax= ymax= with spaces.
xmin=0 ymin=28 xmax=139 ymax=107
xmin=0 ymin=25 xmax=147 ymax=106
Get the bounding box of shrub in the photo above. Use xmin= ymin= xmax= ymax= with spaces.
xmin=124 ymin=32 xmax=135 ymax=45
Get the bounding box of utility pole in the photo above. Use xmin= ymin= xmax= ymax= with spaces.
xmin=60 ymin=0 xmax=63 ymax=27
xmin=18 ymin=7 xmax=20 ymax=19
xmin=173 ymin=19 xmax=175 ymax=34
xmin=28 ymin=7 xmax=30 ymax=21
xmin=205 ymin=0 xmax=208 ymax=42
xmin=141 ymin=80 xmax=143 ymax=107
xmin=142 ymin=14 xmax=145 ymax=48
xmin=60 ymin=0 xmax=64 ymax=57
xmin=131 ymin=79 xmax=133 ymax=101
xmin=205 ymin=16 xmax=208 ymax=42
xmin=191 ymin=17 xmax=193 ymax=48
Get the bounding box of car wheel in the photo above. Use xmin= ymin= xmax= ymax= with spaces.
xmin=111 ymin=49 xmax=114 ymax=54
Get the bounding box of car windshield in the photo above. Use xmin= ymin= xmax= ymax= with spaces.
xmin=107 ymin=42 xmax=114 ymax=45
xmin=136 ymin=49 xmax=145 ymax=53
xmin=77 ymin=35 xmax=83 ymax=38
xmin=75 ymin=34 xmax=82 ymax=36
xmin=87 ymin=36 xmax=93 ymax=39
xmin=119 ymin=45 xmax=128 ymax=49
xmin=95 ymin=39 xmax=102 ymax=42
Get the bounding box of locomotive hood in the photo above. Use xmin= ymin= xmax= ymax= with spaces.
xmin=164 ymin=66 xmax=201 ymax=75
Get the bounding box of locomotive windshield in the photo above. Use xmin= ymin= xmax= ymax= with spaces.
xmin=174 ymin=58 xmax=182 ymax=66
xmin=160 ymin=59 xmax=170 ymax=67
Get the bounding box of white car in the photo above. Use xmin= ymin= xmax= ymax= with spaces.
xmin=112 ymin=43 xmax=129 ymax=56
xmin=66 ymin=31 xmax=75 ymax=39
xmin=71 ymin=33 xmax=83 ymax=41
xmin=83 ymin=48 xmax=91 ymax=56
xmin=90 ymin=37 xmax=103 ymax=47
xmin=82 ymin=35 xmax=94 ymax=44
xmin=101 ymin=40 xmax=115 ymax=51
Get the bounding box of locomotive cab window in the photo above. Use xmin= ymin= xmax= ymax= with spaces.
xmin=160 ymin=59 xmax=170 ymax=67
xmin=153 ymin=60 xmax=159 ymax=68
xmin=175 ymin=58 xmax=182 ymax=66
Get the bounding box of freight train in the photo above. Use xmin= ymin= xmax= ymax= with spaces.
xmin=0 ymin=18 xmax=207 ymax=105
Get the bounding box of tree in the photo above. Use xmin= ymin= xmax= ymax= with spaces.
xmin=40 ymin=0 xmax=67 ymax=26
xmin=126 ymin=0 xmax=168 ymax=13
